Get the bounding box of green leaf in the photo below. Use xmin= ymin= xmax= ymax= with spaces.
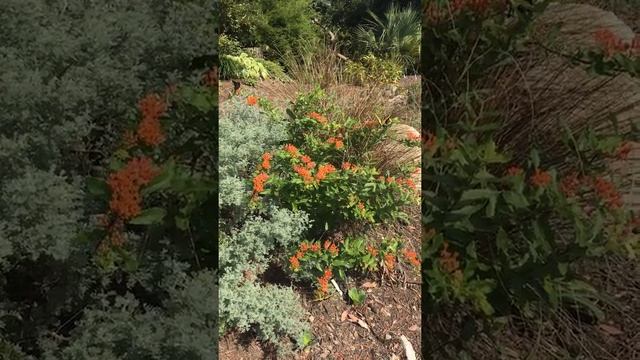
xmin=87 ymin=177 xmax=109 ymax=197
xmin=502 ymin=191 xmax=529 ymax=209
xmin=482 ymin=141 xmax=508 ymax=163
xmin=477 ymin=297 xmax=494 ymax=316
xmin=450 ymin=204 xmax=485 ymax=216
xmin=175 ymin=216 xmax=189 ymax=231
xmin=142 ymin=161 xmax=175 ymax=195
xmin=486 ymin=195 xmax=497 ymax=217
xmin=474 ymin=169 xmax=496 ymax=182
xmin=129 ymin=207 xmax=166 ymax=225
xmin=460 ymin=189 xmax=498 ymax=202
xmin=299 ymin=330 xmax=314 ymax=348
xmin=109 ymin=158 xmax=125 ymax=171
xmin=348 ymin=288 xmax=367 ymax=305
xmin=338 ymin=268 xmax=346 ymax=280
xmin=190 ymin=93 xmax=214 ymax=112
xmin=496 ymin=228 xmax=510 ymax=253
xmin=530 ymin=149 xmax=540 ymax=168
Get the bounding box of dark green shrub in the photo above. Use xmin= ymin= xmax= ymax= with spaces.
xmin=220 ymin=0 xmax=320 ymax=60
xmin=219 ymin=34 xmax=242 ymax=56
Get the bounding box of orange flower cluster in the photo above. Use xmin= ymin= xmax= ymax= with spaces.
xmin=440 ymin=242 xmax=461 ymax=276
xmin=616 ymin=142 xmax=632 ymax=160
xmin=300 ymin=155 xmax=316 ymax=169
xmin=107 ymin=156 xmax=159 ymax=220
xmin=403 ymin=249 xmax=421 ymax=267
xmin=289 ymin=241 xmax=324 ymax=271
xmin=253 ymin=172 xmax=269 ymax=193
xmin=284 ymin=144 xmax=300 ymax=158
xmin=247 ymin=95 xmax=258 ymax=106
xmin=327 ymin=137 xmax=344 ymax=149
xmin=388 ymin=177 xmax=417 ymax=191
xmin=406 ymin=131 xmax=421 ymax=142
xmin=366 ymin=245 xmax=379 ymax=257
xmin=341 ymin=162 xmax=352 ymax=170
xmin=323 ymin=240 xmax=339 ymax=256
xmin=424 ymin=132 xmax=437 ymax=152
xmin=593 ymin=177 xmax=623 ymax=209
xmin=594 ymin=29 xmax=640 ymax=57
xmin=261 ymin=152 xmax=272 ymax=170
xmin=530 ymin=169 xmax=552 ymax=188
xmin=506 ymin=166 xmax=523 ymax=177
xmin=293 ymin=165 xmax=314 ymax=184
xmin=316 ymin=164 xmax=337 ymax=181
xmin=289 ymin=254 xmax=300 ymax=270
xmin=384 ymin=253 xmax=396 ymax=271
xmin=402 ymin=178 xmax=417 ymax=190
xmin=317 ymin=268 xmax=333 ymax=294
xmin=560 ymin=172 xmax=581 ymax=198
xmin=137 ymin=94 xmax=167 ymax=146
xmin=308 ymin=112 xmax=328 ymax=125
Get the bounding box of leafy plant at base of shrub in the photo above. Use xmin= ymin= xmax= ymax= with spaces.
xmin=423 ymin=126 xmax=639 ymax=319
xmin=348 ymin=288 xmax=367 ymax=305
xmin=344 ymin=54 xmax=404 ymax=86
xmin=286 ymin=236 xmax=420 ymax=296
xmin=220 ymin=53 xmax=269 ymax=85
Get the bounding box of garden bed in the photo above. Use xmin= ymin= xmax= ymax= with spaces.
xmin=218 ymin=79 xmax=421 ymax=359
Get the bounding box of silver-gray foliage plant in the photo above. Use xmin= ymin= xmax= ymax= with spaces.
xmin=219 ymin=99 xmax=311 ymax=351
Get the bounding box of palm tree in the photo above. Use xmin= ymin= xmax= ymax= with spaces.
xmin=354 ymin=4 xmax=420 ymax=71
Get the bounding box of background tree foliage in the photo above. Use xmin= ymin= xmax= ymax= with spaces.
xmin=220 ymin=0 xmax=320 ymax=59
